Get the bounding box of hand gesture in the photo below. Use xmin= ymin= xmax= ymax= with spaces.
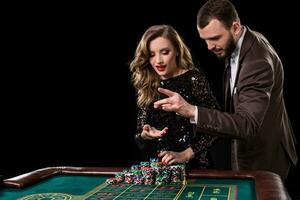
xmin=141 ymin=124 xmax=168 ymax=140
xmin=154 ymin=88 xmax=196 ymax=118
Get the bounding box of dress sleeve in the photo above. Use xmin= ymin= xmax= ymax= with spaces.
xmin=192 ymin=72 xmax=220 ymax=110
xmin=134 ymin=107 xmax=155 ymax=150
xmin=190 ymin=72 xmax=220 ymax=166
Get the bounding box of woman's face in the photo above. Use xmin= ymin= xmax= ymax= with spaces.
xmin=149 ymin=37 xmax=179 ymax=80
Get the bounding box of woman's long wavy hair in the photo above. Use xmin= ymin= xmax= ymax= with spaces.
xmin=129 ymin=25 xmax=195 ymax=108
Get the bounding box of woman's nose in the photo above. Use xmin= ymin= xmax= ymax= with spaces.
xmin=156 ymin=55 xmax=163 ymax=64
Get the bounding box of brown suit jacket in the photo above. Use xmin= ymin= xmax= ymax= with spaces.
xmin=196 ymin=27 xmax=297 ymax=180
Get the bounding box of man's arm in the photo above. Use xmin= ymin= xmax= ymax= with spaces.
xmin=153 ymin=87 xmax=196 ymax=119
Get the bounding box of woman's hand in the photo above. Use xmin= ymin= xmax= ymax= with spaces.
xmin=140 ymin=124 xmax=168 ymax=140
xmin=158 ymin=147 xmax=194 ymax=165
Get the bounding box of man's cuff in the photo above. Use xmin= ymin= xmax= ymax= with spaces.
xmin=189 ymin=106 xmax=198 ymax=124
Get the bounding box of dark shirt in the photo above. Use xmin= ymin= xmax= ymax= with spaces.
xmin=135 ymin=69 xmax=220 ymax=168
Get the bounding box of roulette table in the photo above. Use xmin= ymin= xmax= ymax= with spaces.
xmin=1 ymin=166 xmax=289 ymax=200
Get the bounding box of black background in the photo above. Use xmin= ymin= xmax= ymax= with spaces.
xmin=3 ymin=1 xmax=299 ymax=198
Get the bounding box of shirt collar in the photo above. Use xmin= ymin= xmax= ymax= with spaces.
xmin=231 ymin=26 xmax=246 ymax=63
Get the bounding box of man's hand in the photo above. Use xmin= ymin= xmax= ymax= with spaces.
xmin=158 ymin=147 xmax=195 ymax=165
xmin=154 ymin=88 xmax=196 ymax=118
xmin=141 ymin=124 xmax=168 ymax=140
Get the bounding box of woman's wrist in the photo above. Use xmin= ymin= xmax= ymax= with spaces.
xmin=182 ymin=147 xmax=195 ymax=163
xmin=135 ymin=132 xmax=144 ymax=140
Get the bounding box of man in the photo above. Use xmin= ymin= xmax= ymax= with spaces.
xmin=155 ymin=0 xmax=297 ymax=180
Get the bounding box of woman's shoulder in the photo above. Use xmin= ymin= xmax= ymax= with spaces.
xmin=177 ymin=68 xmax=203 ymax=79
xmin=184 ymin=69 xmax=206 ymax=81
xmin=161 ymin=69 xmax=206 ymax=87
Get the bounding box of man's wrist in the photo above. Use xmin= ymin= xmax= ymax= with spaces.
xmin=189 ymin=106 xmax=198 ymax=124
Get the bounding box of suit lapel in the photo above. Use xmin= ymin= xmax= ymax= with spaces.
xmin=239 ymin=26 xmax=255 ymax=64
xmin=224 ymin=27 xmax=255 ymax=113
xmin=223 ymin=61 xmax=232 ymax=112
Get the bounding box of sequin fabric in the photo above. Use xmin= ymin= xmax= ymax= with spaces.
xmin=135 ymin=69 xmax=220 ymax=168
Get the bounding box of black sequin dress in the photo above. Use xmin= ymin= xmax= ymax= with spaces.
xmin=135 ymin=69 xmax=220 ymax=168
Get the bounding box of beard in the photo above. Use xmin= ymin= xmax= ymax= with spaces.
xmin=215 ymin=34 xmax=236 ymax=60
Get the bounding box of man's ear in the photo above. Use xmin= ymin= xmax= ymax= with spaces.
xmin=232 ymin=21 xmax=241 ymax=36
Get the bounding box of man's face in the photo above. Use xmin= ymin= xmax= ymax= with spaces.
xmin=198 ymin=19 xmax=236 ymax=59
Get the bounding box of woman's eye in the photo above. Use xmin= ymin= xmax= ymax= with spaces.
xmin=162 ymin=50 xmax=169 ymax=55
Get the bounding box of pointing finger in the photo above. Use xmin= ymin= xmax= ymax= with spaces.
xmin=158 ymin=87 xmax=176 ymax=97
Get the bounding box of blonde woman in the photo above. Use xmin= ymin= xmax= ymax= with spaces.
xmin=130 ymin=25 xmax=220 ymax=168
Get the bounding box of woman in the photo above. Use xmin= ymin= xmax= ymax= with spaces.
xmin=129 ymin=24 xmax=219 ymax=168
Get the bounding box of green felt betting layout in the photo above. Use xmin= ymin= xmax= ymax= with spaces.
xmin=1 ymin=175 xmax=256 ymax=200
xmin=85 ymin=183 xmax=237 ymax=200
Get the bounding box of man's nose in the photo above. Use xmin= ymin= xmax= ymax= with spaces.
xmin=207 ymin=41 xmax=215 ymax=51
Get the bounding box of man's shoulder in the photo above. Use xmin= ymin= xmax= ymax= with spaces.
xmin=242 ymin=27 xmax=278 ymax=63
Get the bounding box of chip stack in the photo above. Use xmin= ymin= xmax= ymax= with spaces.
xmin=115 ymin=172 xmax=124 ymax=182
xmin=105 ymin=158 xmax=186 ymax=185
xmin=124 ymin=169 xmax=134 ymax=184
xmin=105 ymin=172 xmax=124 ymax=184
xmin=150 ymin=162 xmax=165 ymax=185
xmin=141 ymin=167 xmax=155 ymax=185
xmin=155 ymin=166 xmax=171 ymax=185
xmin=150 ymin=158 xmax=160 ymax=166
xmin=133 ymin=169 xmax=144 ymax=184
xmin=178 ymin=164 xmax=187 ymax=185
xmin=131 ymin=165 xmax=140 ymax=171
xmin=105 ymin=177 xmax=118 ymax=184
xmin=170 ymin=165 xmax=183 ymax=183
xmin=140 ymin=161 xmax=150 ymax=168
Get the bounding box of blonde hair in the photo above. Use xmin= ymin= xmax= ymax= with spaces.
xmin=129 ymin=25 xmax=195 ymax=108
